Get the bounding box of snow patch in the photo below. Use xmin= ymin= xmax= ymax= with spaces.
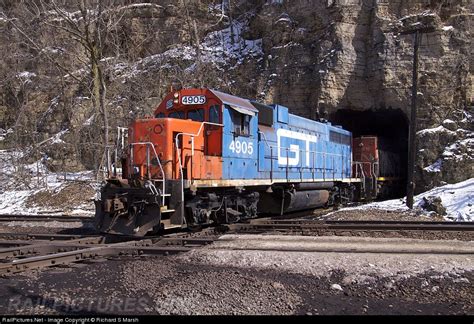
xmin=113 ymin=13 xmax=262 ymax=80
xmin=16 ymin=71 xmax=37 ymax=84
xmin=83 ymin=115 xmax=95 ymax=126
xmin=0 ymin=128 xmax=13 ymax=142
xmin=41 ymin=47 xmax=65 ymax=55
xmin=275 ymin=13 xmax=293 ymax=25
xmin=341 ymin=178 xmax=474 ymax=221
xmin=50 ymin=129 xmax=69 ymax=144
xmin=0 ymin=149 xmax=96 ymax=215
xmin=442 ymin=138 xmax=474 ymax=160
xmin=417 ymin=125 xmax=456 ymax=136
xmin=202 ymin=18 xmax=263 ymax=65
xmin=424 ymin=159 xmax=442 ymax=173
xmin=119 ymin=3 xmax=163 ymax=10
xmin=17 ymin=71 xmax=37 ymax=78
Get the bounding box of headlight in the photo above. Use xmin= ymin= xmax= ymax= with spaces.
xmin=154 ymin=124 xmax=163 ymax=134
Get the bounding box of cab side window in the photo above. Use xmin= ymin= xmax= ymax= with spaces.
xmin=187 ymin=109 xmax=204 ymax=122
xmin=231 ymin=110 xmax=250 ymax=136
xmin=209 ymin=105 xmax=220 ymax=123
xmin=155 ymin=112 xmax=165 ymax=118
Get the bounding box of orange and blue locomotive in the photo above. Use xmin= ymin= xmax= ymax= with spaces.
xmin=95 ymin=88 xmax=385 ymax=236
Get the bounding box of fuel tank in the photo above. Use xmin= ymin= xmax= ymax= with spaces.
xmin=258 ymin=189 xmax=330 ymax=214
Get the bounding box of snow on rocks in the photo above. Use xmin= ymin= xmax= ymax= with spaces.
xmin=424 ymin=159 xmax=442 ymax=173
xmin=0 ymin=182 xmax=95 ymax=216
xmin=0 ymin=190 xmax=36 ymax=214
xmin=112 ymin=13 xmax=263 ymax=82
xmin=330 ymin=284 xmax=343 ymax=291
xmin=344 ymin=178 xmax=474 ymax=221
xmin=0 ymin=128 xmax=13 ymax=142
xmin=16 ymin=71 xmax=37 ymax=84
xmin=0 ymin=149 xmax=96 ymax=215
xmin=443 ymin=138 xmax=474 ymax=159
xmin=417 ymin=125 xmax=456 ymax=136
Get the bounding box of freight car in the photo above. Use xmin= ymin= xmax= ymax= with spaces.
xmin=95 ymin=88 xmax=398 ymax=236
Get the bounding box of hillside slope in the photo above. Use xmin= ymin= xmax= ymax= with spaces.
xmin=0 ymin=0 xmax=472 ymax=193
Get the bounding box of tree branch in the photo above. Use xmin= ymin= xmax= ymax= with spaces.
xmin=4 ymin=14 xmax=83 ymax=84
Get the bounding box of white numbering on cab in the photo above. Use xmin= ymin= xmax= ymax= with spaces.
xmin=229 ymin=140 xmax=253 ymax=155
xmin=181 ymin=95 xmax=206 ymax=105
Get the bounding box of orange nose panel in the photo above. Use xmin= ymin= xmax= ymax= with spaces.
xmin=129 ymin=118 xmax=222 ymax=181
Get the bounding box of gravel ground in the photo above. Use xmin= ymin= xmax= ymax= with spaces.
xmin=122 ymin=258 xmax=302 ymax=315
xmin=0 ymin=222 xmax=96 ymax=235
xmin=0 ymin=233 xmax=472 ymax=315
xmin=235 ymin=227 xmax=474 ymax=241
xmin=0 ymin=208 xmax=472 ymax=315
xmin=25 ymin=182 xmax=96 ymax=213
xmin=313 ymin=207 xmax=445 ymax=222
xmin=180 ymin=235 xmax=474 ymax=281
xmin=0 ymin=254 xmax=471 ymax=315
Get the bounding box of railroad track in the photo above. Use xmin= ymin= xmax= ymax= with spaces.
xmin=0 ymin=219 xmax=472 ymax=276
xmin=0 ymin=233 xmax=216 ymax=276
xmin=213 ymin=234 xmax=474 ymax=255
xmin=235 ymin=219 xmax=474 ymax=232
xmin=0 ymin=233 xmax=102 ymax=244
xmin=0 ymin=214 xmax=93 ymax=223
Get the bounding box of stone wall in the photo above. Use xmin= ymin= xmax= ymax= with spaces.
xmin=0 ymin=0 xmax=472 ymax=192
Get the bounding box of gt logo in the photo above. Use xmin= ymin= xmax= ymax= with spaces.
xmin=277 ymin=128 xmax=317 ymax=166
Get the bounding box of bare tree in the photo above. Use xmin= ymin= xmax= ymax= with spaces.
xmin=39 ymin=0 xmax=128 ymax=148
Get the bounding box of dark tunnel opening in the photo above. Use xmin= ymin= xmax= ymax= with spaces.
xmin=329 ymin=109 xmax=409 ymax=198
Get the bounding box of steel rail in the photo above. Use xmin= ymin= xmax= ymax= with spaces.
xmin=0 ymin=236 xmax=215 ymax=275
xmin=0 ymin=237 xmax=105 ymax=260
xmin=0 ymin=233 xmax=101 ymax=241
xmin=234 ymin=220 xmax=474 ymax=232
xmin=253 ymin=219 xmax=474 ymax=226
xmin=0 ymin=214 xmax=93 ymax=222
xmin=216 ymin=246 xmax=474 ymax=255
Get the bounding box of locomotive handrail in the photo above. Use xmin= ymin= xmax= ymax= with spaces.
xmin=273 ymin=144 xmax=347 ymax=157
xmin=129 ymin=142 xmax=166 ymax=205
xmin=103 ymin=145 xmax=118 ymax=180
xmin=257 ymin=131 xmax=272 ymax=148
xmin=352 ymin=161 xmax=366 ymax=192
xmin=263 ymin=144 xmax=349 ymax=182
xmin=257 ymin=131 xmax=351 ymax=182
xmin=258 ymin=129 xmax=350 ymax=181
xmin=174 ymin=121 xmax=224 ymax=225
xmin=372 ymin=162 xmax=379 ymax=196
xmin=351 ymin=161 xmax=380 ymax=196
xmin=174 ymin=121 xmax=224 ymax=180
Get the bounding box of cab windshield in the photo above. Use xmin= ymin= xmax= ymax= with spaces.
xmin=187 ymin=109 xmax=205 ymax=122
xmin=168 ymin=111 xmax=185 ymax=119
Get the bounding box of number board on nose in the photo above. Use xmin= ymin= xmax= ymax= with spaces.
xmin=182 ymin=95 xmax=206 ymax=105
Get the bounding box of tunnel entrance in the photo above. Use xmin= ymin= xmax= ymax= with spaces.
xmin=330 ymin=109 xmax=409 ymax=198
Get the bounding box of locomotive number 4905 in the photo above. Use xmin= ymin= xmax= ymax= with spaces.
xmin=181 ymin=95 xmax=206 ymax=105
xmin=229 ymin=140 xmax=253 ymax=155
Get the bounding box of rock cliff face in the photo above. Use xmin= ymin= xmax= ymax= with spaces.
xmin=0 ymin=0 xmax=472 ymax=193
